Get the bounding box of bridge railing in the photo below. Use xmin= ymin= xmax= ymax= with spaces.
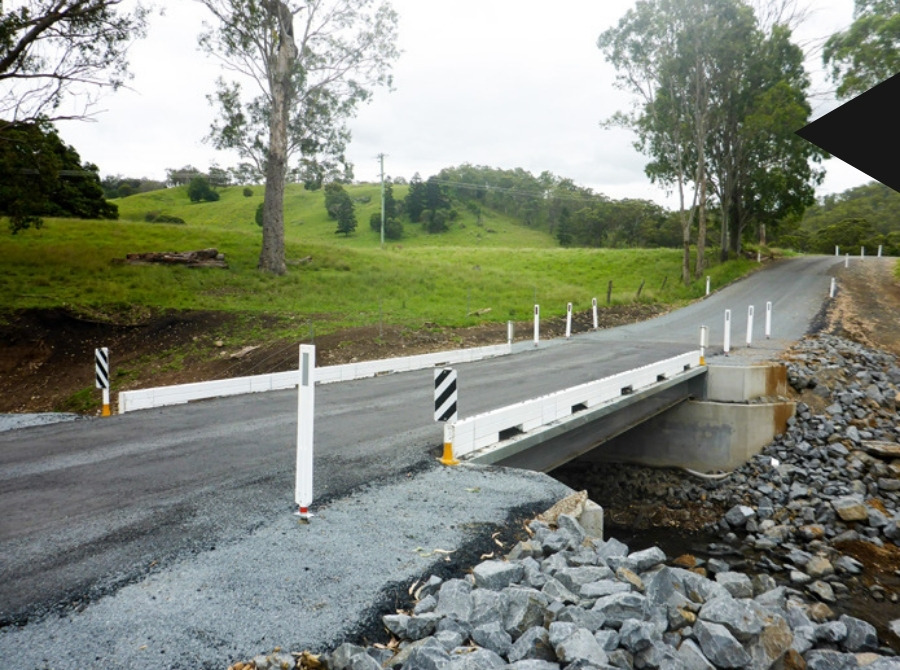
xmin=447 ymin=350 xmax=701 ymax=459
xmin=118 ymin=343 xmax=512 ymax=413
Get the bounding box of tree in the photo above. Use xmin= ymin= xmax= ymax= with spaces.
xmin=198 ymin=0 xmax=399 ymax=274
xmin=824 ymin=0 xmax=900 ymax=99
xmin=0 ymin=119 xmax=117 ymax=232
xmin=323 ymin=182 xmax=355 ymax=235
xmin=0 ymin=1 xmax=149 ymax=127
xmin=187 ymin=175 xmax=220 ymax=202
xmin=404 ymin=172 xmax=426 ymax=223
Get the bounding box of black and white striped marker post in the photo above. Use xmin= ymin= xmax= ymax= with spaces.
xmin=95 ymin=347 xmax=111 ymax=416
xmin=435 ymin=367 xmax=459 ymax=465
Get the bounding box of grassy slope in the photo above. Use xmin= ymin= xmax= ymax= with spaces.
xmin=2 ymin=183 xmax=755 ymax=337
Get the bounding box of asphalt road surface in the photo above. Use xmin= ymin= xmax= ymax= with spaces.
xmin=0 ymin=255 xmax=843 ymax=627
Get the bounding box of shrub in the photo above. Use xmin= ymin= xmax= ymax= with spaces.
xmin=187 ymin=176 xmax=219 ymax=203
xmin=243 ymin=187 xmax=253 ymax=197
xmin=144 ymin=211 xmax=185 ymax=224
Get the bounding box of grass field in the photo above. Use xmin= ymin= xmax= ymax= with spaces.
xmin=2 ymin=183 xmax=759 ymax=339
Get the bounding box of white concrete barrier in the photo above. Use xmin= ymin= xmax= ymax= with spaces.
xmin=118 ymin=342 xmax=512 ymax=413
xmin=447 ymin=350 xmax=701 ymax=460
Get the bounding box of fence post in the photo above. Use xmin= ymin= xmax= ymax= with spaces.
xmin=592 ymin=297 xmax=598 ymax=330
xmin=95 ymin=347 xmax=111 ymax=417
xmin=746 ymin=305 xmax=755 ymax=347
xmin=724 ymin=310 xmax=732 ymax=354
xmin=435 ymin=367 xmax=459 ymax=465
xmin=606 ymin=280 xmax=613 ymax=305
xmin=295 ymin=344 xmax=315 ymax=518
xmin=765 ymin=301 xmax=772 ymax=339
xmin=533 ymin=304 xmax=540 ymax=347
xmin=565 ymin=302 xmax=573 ymax=339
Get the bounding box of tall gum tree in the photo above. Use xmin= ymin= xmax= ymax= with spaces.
xmin=197 ymin=0 xmax=399 ymax=274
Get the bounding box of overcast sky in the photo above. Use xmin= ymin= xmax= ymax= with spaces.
xmin=56 ymin=0 xmax=869 ymax=209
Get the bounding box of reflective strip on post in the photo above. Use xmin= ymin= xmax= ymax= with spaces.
xmin=434 ymin=368 xmax=458 ymax=423
xmin=95 ymin=347 xmax=111 ymax=416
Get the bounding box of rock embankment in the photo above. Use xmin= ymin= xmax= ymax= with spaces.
xmin=247 ymin=489 xmax=897 ymax=670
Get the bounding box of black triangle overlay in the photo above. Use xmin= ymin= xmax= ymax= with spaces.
xmin=796 ymin=72 xmax=900 ymax=194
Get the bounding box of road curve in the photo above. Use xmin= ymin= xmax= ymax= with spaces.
xmin=0 ymin=255 xmax=845 ymax=626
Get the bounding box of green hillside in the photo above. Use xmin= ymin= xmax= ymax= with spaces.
xmin=2 ymin=182 xmax=757 ymax=341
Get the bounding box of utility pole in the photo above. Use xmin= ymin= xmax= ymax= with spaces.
xmin=377 ymin=153 xmax=386 ymax=248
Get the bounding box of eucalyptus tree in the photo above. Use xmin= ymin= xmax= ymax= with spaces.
xmin=0 ymin=0 xmax=148 ymax=127
xmin=197 ymin=0 xmax=399 ymax=274
xmin=824 ymin=0 xmax=900 ymax=99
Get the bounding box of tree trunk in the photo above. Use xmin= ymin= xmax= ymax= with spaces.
xmin=258 ymin=0 xmax=297 ymax=275
xmin=695 ymin=148 xmax=707 ymax=278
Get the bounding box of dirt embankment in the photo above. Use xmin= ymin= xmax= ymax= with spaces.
xmin=1 ymin=257 xmax=896 ymax=414
xmin=0 ymin=302 xmax=667 ymax=414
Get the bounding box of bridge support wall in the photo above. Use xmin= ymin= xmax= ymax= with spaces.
xmin=584 ymin=362 xmax=794 ymax=473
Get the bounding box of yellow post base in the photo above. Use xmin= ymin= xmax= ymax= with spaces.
xmin=700 ymin=356 xmax=706 ymax=366
xmin=439 ymin=442 xmax=459 ymax=466
xmin=101 ymin=404 xmax=111 ymax=417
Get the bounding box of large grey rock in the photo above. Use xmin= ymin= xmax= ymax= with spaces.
xmin=348 ymin=653 xmax=383 ymax=670
xmin=815 ymin=621 xmax=848 ymax=644
xmin=473 ymin=561 xmax=524 ymax=591
xmin=578 ymin=500 xmax=604 ymax=539
xmin=471 ymin=621 xmax=512 ymax=657
xmin=445 ymin=648 xmax=506 ymax=670
xmin=626 ymin=546 xmax=667 ymax=573
xmin=557 ymin=513 xmax=588 ymax=548
xmin=594 ymin=537 xmax=629 ymax=562
xmin=553 ymin=627 xmax=609 ymax=666
xmin=580 ymin=579 xmax=631 ymax=599
xmin=504 ymin=587 xmax=551 ymax=639
xmin=724 ymin=504 xmax=756 ymax=528
xmin=508 ymin=626 xmax=556 ymax=663
xmin=617 ymin=619 xmax=657 ymax=653
xmin=838 ymin=614 xmax=878 ymax=652
xmin=675 ymin=639 xmax=715 ymax=669
xmin=503 ymin=661 xmax=561 ymax=670
xmin=387 ymin=637 xmax=448 ymax=670
xmin=469 ymin=588 xmax=509 ymax=628
xmin=547 ymin=621 xmax=579 ymax=648
xmin=715 ymin=572 xmax=754 ymax=599
xmin=807 ymin=580 xmax=836 ymax=603
xmin=593 ymin=629 xmax=619 ymax=651
xmin=435 ymin=580 xmax=473 ymax=621
xmin=694 ymin=619 xmax=752 ymax=668
xmin=803 ymin=649 xmax=861 ymax=670
xmin=383 ymin=613 xmax=411 ymax=637
xmin=555 ymin=566 xmax=614 ymax=593
xmin=407 ymin=613 xmax=442 ymax=640
xmin=698 ymin=596 xmax=763 ymax=642
xmin=805 ymin=556 xmax=835 ymax=579
xmin=542 ymin=577 xmax=581 ymax=605
xmin=554 ymin=605 xmax=605 ymax=632
xmin=744 ymin=611 xmax=793 ymax=670
xmin=330 ymin=643 xmax=367 ymax=670
xmin=590 ymin=591 xmax=649 ymax=628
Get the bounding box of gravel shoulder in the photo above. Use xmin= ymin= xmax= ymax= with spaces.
xmin=0 ymin=463 xmax=573 ymax=669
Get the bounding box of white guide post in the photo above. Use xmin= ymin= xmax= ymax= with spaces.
xmin=861 ymin=246 xmax=865 ymax=258
xmin=835 ymin=245 xmax=839 ymax=256
xmin=592 ymin=297 xmax=598 ymax=330
xmin=533 ymin=305 xmax=540 ymax=347
xmin=705 ymin=276 xmax=711 ymax=296
xmin=723 ymin=309 xmax=732 ymax=354
xmin=845 ymin=253 xmax=849 ymax=268
xmin=830 ymin=277 xmax=836 ymax=298
xmin=507 ymin=320 xmax=514 ymax=347
xmin=699 ymin=325 xmax=709 ymax=365
xmin=878 ymin=245 xmax=883 ymax=258
xmin=765 ymin=301 xmax=772 ymax=339
xmin=295 ymin=344 xmax=315 ymax=518
xmin=746 ymin=305 xmax=755 ymax=347
xmin=565 ymin=302 xmax=573 ymax=339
